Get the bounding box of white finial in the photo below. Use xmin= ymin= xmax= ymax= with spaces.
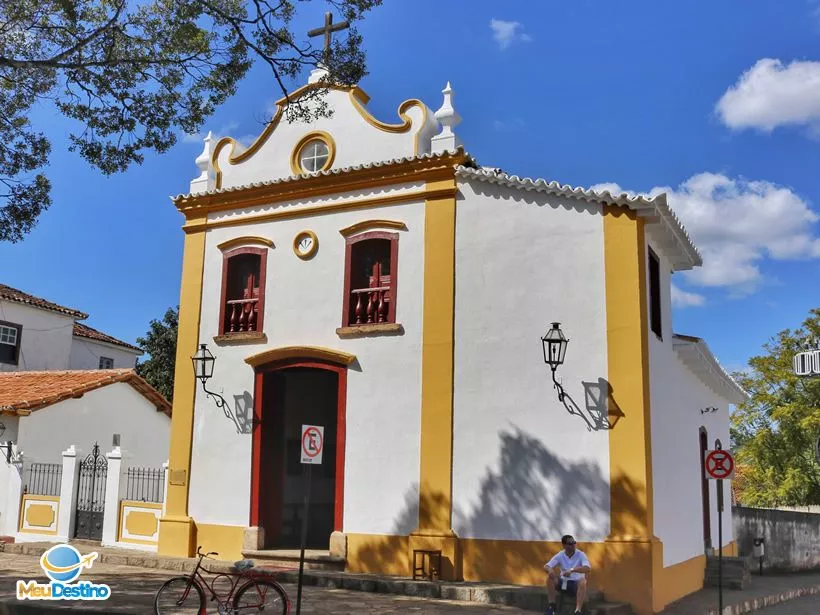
xmin=431 ymin=81 xmax=462 ymax=154
xmin=190 ymin=131 xmax=215 ymax=194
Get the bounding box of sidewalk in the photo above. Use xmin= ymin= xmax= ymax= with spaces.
xmin=660 ymin=570 xmax=820 ymax=615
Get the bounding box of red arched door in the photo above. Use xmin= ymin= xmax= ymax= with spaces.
xmin=250 ymin=360 xmax=347 ymax=549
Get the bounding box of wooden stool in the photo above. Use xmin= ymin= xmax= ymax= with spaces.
xmin=412 ymin=549 xmax=441 ymax=581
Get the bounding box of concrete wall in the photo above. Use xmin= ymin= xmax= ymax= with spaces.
xmin=734 ymin=506 xmax=820 ymax=572
xmin=647 ymin=239 xmax=733 ymax=567
xmin=69 ymin=337 xmax=140 ymax=370
xmin=0 ymin=302 xmax=75 ymax=372
xmin=451 ymin=178 xmax=611 ymax=542
xmin=188 ymin=192 xmax=426 ymax=534
xmin=17 ymin=382 xmax=170 ymax=470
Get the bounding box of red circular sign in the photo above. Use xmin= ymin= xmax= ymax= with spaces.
xmin=706 ymin=450 xmax=734 ymax=479
xmin=302 ymin=427 xmax=323 ymax=458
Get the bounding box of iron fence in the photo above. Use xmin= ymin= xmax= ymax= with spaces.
xmin=25 ymin=463 xmax=62 ymax=496
xmin=124 ymin=466 xmax=165 ymax=503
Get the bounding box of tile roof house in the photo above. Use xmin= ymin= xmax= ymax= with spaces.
xmin=0 ymin=283 xmax=143 ymax=372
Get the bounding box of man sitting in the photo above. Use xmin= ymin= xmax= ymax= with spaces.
xmin=543 ymin=534 xmax=590 ymax=615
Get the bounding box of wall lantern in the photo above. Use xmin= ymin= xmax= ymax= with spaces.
xmin=541 ymin=322 xmax=569 ymax=402
xmin=191 ymin=343 xmax=232 ymax=423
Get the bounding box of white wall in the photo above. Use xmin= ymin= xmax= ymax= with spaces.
xmin=17 ymin=382 xmax=170 ymax=471
xmin=188 ymin=196 xmax=426 ymax=535
xmin=214 ymin=89 xmax=434 ymax=191
xmin=69 ymin=338 xmax=140 ymax=370
xmin=452 ymin=179 xmax=611 ymax=542
xmin=0 ymin=302 xmax=75 ymax=372
xmin=647 ymin=240 xmax=733 ymax=567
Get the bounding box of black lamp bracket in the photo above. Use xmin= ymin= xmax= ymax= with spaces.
xmin=200 ymin=380 xmax=242 ymax=434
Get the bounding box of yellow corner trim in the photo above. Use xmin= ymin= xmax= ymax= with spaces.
xmin=245 ymin=346 xmax=356 ymax=368
xmin=217 ymin=236 xmax=274 ymax=251
xmin=290 ymin=131 xmax=337 ymax=176
xmin=339 ymin=219 xmax=408 ymax=237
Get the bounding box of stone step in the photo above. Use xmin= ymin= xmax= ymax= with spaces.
xmin=0 ymin=541 xmax=634 ymax=614
xmin=242 ymin=548 xmax=345 ymax=572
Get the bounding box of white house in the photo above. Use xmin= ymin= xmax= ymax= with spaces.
xmin=0 ymin=369 xmax=171 ymax=546
xmin=0 ymin=284 xmax=143 ymax=372
xmin=157 ymin=67 xmax=747 ymax=615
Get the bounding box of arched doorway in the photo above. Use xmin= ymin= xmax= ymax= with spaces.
xmin=250 ymin=359 xmax=347 ymax=549
xmin=699 ymin=427 xmax=712 ymax=551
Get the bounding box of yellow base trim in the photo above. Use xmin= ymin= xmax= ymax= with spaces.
xmin=158 ymin=516 xmax=195 ymax=557
xmin=653 ymin=552 xmax=706 ymax=611
xmin=245 ymin=346 xmax=356 ymax=368
xmin=345 ymin=533 xmax=410 ymax=577
xmin=194 ymin=523 xmax=246 ymax=562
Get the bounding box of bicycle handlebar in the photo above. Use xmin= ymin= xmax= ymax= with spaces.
xmin=196 ymin=545 xmax=219 ymax=558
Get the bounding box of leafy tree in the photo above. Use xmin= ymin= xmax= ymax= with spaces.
xmin=731 ymin=308 xmax=820 ymax=507
xmin=0 ymin=0 xmax=380 ymax=241
xmin=136 ymin=306 xmax=178 ymax=402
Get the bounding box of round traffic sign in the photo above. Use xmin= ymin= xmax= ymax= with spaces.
xmin=302 ymin=426 xmax=323 ymax=459
xmin=706 ymin=449 xmax=734 ymax=479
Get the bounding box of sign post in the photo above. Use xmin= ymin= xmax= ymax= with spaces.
xmin=705 ymin=439 xmax=735 ymax=615
xmin=296 ymin=425 xmax=324 ymax=615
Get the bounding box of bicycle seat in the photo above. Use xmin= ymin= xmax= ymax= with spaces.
xmin=233 ymin=559 xmax=255 ymax=571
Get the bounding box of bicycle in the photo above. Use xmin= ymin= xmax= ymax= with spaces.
xmin=154 ymin=545 xmax=290 ymax=614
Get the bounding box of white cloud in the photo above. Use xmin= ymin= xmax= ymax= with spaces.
xmin=716 ymin=58 xmax=820 ymax=133
xmin=181 ymin=121 xmax=241 ymax=146
xmin=490 ymin=19 xmax=532 ymax=50
xmin=591 ymin=173 xmax=820 ymax=294
xmin=671 ymin=284 xmax=706 ymax=308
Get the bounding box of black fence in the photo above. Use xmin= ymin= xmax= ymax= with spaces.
xmin=124 ymin=467 xmax=165 ymax=503
xmin=25 ymin=463 xmax=62 ymax=496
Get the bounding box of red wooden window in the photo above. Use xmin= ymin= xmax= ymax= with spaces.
xmin=219 ymin=247 xmax=268 ymax=335
xmin=342 ymin=231 xmax=399 ymax=327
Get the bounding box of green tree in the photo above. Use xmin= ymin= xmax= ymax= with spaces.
xmin=0 ymin=0 xmax=380 ymax=242
xmin=731 ymin=308 xmax=820 ymax=507
xmin=136 ymin=306 xmax=178 ymax=402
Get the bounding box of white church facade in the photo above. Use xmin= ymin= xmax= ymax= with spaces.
xmin=158 ymin=67 xmax=747 ymax=614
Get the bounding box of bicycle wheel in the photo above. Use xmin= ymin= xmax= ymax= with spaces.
xmin=233 ymin=578 xmax=288 ymax=614
xmin=154 ymin=576 xmax=205 ymax=614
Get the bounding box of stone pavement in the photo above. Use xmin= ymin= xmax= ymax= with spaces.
xmin=754 ymin=593 xmax=820 ymax=613
xmin=659 ymin=570 xmax=820 ymax=615
xmin=0 ymin=551 xmax=525 ymax=613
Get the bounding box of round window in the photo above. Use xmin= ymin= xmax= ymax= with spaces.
xmin=298 ymin=139 xmax=330 ymax=173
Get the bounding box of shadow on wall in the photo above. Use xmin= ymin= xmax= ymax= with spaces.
xmin=233 ymin=391 xmax=254 ymax=435
xmin=352 ymin=426 xmax=648 ymax=588
xmin=553 ymin=377 xmax=623 ymax=432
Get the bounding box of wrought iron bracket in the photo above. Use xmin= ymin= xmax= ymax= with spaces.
xmin=200 ymin=381 xmax=242 ymax=434
xmin=551 ymin=369 xmax=566 ymax=403
xmin=700 ymin=406 xmax=719 ymax=414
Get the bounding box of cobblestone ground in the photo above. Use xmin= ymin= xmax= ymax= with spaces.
xmin=0 ymin=553 xmax=526 ymax=613
xmin=757 ymin=593 xmax=820 ymax=613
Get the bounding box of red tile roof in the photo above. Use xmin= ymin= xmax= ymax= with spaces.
xmin=0 ymin=284 xmax=88 ymax=319
xmin=73 ymin=323 xmax=143 ymax=354
xmin=0 ymin=370 xmax=171 ymax=416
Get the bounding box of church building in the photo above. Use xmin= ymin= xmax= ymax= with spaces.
xmin=158 ymin=63 xmax=747 ymax=614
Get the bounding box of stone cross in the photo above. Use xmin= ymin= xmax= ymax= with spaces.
xmin=308 ymin=12 xmax=350 ymax=56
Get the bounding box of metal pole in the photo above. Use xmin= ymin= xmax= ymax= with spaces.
xmin=296 ymin=463 xmax=312 ymax=615
xmin=718 ymin=478 xmax=723 ymax=615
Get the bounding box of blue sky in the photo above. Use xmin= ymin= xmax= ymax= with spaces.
xmin=1 ymin=0 xmax=819 ymax=372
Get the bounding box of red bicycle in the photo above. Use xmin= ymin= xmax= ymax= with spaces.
xmin=154 ymin=546 xmax=290 ymax=614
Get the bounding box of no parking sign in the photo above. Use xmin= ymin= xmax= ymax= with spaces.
xmin=300 ymin=425 xmax=324 ymax=465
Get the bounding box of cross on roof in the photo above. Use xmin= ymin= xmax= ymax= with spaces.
xmin=308 ymin=12 xmax=350 ymax=56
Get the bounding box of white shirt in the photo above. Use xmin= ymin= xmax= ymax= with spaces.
xmin=546 ymin=549 xmax=590 ymax=582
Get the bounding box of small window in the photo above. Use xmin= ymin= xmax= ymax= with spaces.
xmin=342 ymin=232 xmax=399 ymax=327
xmin=299 ymin=139 xmax=330 ymax=173
xmin=219 ymin=247 xmax=267 ymax=336
xmin=0 ymin=321 xmax=22 ymax=365
xmin=99 ymin=357 xmax=114 ymax=369
xmin=648 ymin=247 xmax=662 ymax=339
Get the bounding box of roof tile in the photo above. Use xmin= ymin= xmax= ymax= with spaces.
xmin=0 ymin=284 xmax=88 ymax=319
